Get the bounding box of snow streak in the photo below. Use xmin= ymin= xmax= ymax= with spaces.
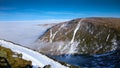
xmin=62 ymin=19 xmax=85 ymax=54
xmin=49 ymin=24 xmax=66 ymax=43
xmin=70 ymin=19 xmax=84 ymax=44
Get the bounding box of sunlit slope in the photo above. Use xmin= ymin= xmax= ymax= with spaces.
xmin=0 ymin=45 xmax=32 ymax=68
xmin=0 ymin=40 xmax=67 ymax=68
xmin=39 ymin=17 xmax=120 ymax=55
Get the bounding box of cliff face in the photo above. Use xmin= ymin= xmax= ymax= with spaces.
xmin=39 ymin=17 xmax=120 ymax=55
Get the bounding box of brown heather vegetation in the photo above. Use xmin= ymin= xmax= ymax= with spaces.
xmin=39 ymin=17 xmax=120 ymax=55
xmin=0 ymin=45 xmax=32 ymax=68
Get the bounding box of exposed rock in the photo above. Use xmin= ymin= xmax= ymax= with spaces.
xmin=39 ymin=17 xmax=120 ymax=55
xmin=43 ymin=64 xmax=51 ymax=68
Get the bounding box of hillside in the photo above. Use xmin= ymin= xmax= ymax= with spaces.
xmin=0 ymin=45 xmax=32 ymax=68
xmin=39 ymin=17 xmax=120 ymax=55
xmin=0 ymin=40 xmax=68 ymax=68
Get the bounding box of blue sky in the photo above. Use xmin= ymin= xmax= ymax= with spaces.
xmin=0 ymin=0 xmax=120 ymax=22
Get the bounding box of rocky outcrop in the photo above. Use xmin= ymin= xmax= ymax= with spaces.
xmin=39 ymin=17 xmax=120 ymax=55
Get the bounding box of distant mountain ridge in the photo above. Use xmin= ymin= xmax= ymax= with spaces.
xmin=39 ymin=17 xmax=120 ymax=55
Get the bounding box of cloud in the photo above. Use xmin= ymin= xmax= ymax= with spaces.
xmin=0 ymin=18 xmax=69 ymax=48
xmin=0 ymin=22 xmax=51 ymax=47
xmin=44 ymin=11 xmax=86 ymax=16
xmin=0 ymin=11 xmax=72 ymax=22
xmin=0 ymin=19 xmax=70 ymax=24
xmin=0 ymin=7 xmax=15 ymax=10
xmin=44 ymin=11 xmax=74 ymax=14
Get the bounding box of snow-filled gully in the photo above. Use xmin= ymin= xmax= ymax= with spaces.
xmin=50 ymin=24 xmax=66 ymax=43
xmin=0 ymin=39 xmax=67 ymax=68
xmin=62 ymin=19 xmax=85 ymax=53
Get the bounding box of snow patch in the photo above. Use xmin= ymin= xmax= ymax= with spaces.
xmin=0 ymin=40 xmax=68 ymax=68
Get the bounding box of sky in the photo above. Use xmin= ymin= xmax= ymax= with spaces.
xmin=0 ymin=0 xmax=120 ymax=23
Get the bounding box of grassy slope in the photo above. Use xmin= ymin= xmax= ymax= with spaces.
xmin=0 ymin=45 xmax=32 ymax=68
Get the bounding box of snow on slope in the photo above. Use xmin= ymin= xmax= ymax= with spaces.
xmin=0 ymin=39 xmax=67 ymax=68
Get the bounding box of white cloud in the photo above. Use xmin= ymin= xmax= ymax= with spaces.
xmin=0 ymin=19 xmax=70 ymax=24
xmin=44 ymin=11 xmax=86 ymax=16
xmin=0 ymin=22 xmax=51 ymax=47
xmin=44 ymin=11 xmax=74 ymax=14
xmin=0 ymin=7 xmax=15 ymax=10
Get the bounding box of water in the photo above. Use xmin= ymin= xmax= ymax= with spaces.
xmin=49 ymin=50 xmax=120 ymax=68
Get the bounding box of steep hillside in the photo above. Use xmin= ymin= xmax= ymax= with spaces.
xmin=0 ymin=45 xmax=32 ymax=68
xmin=0 ymin=40 xmax=68 ymax=68
xmin=39 ymin=17 xmax=120 ymax=55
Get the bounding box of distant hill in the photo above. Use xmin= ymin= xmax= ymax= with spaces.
xmin=39 ymin=17 xmax=120 ymax=55
xmin=38 ymin=23 xmax=56 ymax=27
